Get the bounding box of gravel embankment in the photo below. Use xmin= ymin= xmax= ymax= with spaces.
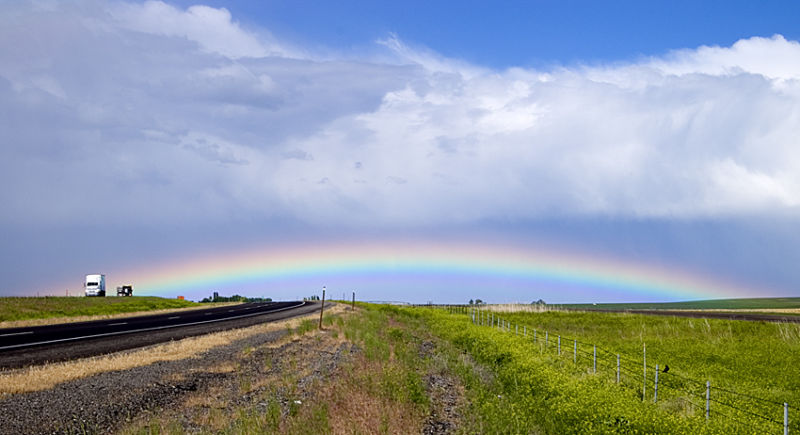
xmin=0 ymin=328 xmax=289 ymax=434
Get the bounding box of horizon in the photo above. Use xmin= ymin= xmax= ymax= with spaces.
xmin=2 ymin=1 xmax=800 ymax=303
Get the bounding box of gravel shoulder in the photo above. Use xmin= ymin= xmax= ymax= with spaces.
xmin=0 ymin=323 xmax=290 ymax=434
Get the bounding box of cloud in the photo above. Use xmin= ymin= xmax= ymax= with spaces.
xmin=1 ymin=1 xmax=800 ymax=229
xmin=111 ymin=0 xmax=294 ymax=59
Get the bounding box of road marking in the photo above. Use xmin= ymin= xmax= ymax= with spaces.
xmin=108 ymin=322 xmax=128 ymax=326
xmin=168 ymin=316 xmax=180 ymax=320
xmin=204 ymin=312 xmax=213 ymax=315
xmin=0 ymin=331 xmax=33 ymax=337
xmin=228 ymin=310 xmax=235 ymax=312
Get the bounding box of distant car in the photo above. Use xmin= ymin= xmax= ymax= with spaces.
xmin=85 ymin=274 xmax=106 ymax=297
xmin=116 ymin=285 xmax=133 ymax=297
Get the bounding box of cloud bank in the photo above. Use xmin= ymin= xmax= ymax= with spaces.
xmin=2 ymin=1 xmax=800 ymax=229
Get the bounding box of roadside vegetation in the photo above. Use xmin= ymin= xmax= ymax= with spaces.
xmin=118 ymin=303 xmax=800 ymax=433
xmin=120 ymin=304 xmax=473 ymax=434
xmin=0 ymin=296 xmax=201 ymax=325
xmin=418 ymin=306 xmax=799 ymax=433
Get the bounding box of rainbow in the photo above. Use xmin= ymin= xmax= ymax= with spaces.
xmin=110 ymin=240 xmax=760 ymax=303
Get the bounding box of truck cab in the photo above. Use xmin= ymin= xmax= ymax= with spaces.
xmin=85 ymin=274 xmax=106 ymax=297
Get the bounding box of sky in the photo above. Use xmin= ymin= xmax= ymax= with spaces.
xmin=1 ymin=0 xmax=800 ymax=303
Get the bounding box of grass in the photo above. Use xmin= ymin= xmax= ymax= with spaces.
xmin=24 ymin=301 xmax=798 ymax=433
xmin=560 ymin=296 xmax=800 ymax=310
xmin=417 ymin=305 xmax=800 ymax=433
xmin=0 ymin=296 xmax=201 ymax=324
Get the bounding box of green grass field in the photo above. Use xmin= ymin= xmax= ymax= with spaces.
xmin=559 ymin=296 xmax=800 ymax=310
xmin=397 ymin=305 xmax=799 ymax=434
xmin=0 ymin=296 xmax=201 ymax=323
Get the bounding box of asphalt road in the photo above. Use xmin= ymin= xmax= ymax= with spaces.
xmin=0 ymin=300 xmax=322 ymax=369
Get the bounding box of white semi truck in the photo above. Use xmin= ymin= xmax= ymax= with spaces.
xmin=84 ymin=274 xmax=106 ymax=297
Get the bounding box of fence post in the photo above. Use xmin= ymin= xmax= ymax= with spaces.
xmin=654 ymin=364 xmax=659 ymax=403
xmin=784 ymin=402 xmax=788 ymax=435
xmin=558 ymin=336 xmax=561 ymax=355
xmin=616 ymin=354 xmax=620 ymax=384
xmin=516 ymin=324 xmax=518 ymax=335
xmin=546 ymin=331 xmax=549 ymax=348
xmin=524 ymin=325 xmax=527 ymax=337
xmin=574 ymin=340 xmax=577 ymax=364
xmin=534 ymin=329 xmax=537 ymax=343
xmin=318 ymin=287 xmax=326 ymax=330
xmin=643 ymin=343 xmax=647 ymax=401
xmin=593 ymin=345 xmax=597 ymax=374
xmin=705 ymin=381 xmax=710 ymax=421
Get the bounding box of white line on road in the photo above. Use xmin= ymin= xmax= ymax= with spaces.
xmin=108 ymin=322 xmax=128 ymax=326
xmin=0 ymin=331 xmax=33 ymax=337
xmin=168 ymin=316 xmax=180 ymax=320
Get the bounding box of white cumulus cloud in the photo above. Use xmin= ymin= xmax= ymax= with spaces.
xmin=1 ymin=1 xmax=799 ymax=229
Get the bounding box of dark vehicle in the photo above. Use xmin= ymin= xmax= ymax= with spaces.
xmin=116 ymin=285 xmax=133 ymax=297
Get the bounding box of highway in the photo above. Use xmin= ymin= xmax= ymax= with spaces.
xmin=0 ymin=301 xmax=320 ymax=368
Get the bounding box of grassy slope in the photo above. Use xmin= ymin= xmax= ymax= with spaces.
xmin=559 ymin=296 xmax=800 ymax=310
xmin=404 ymin=306 xmax=799 ymax=434
xmin=0 ymin=296 xmax=200 ymax=322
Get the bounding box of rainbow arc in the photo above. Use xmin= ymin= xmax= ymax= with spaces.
xmin=114 ymin=240 xmax=757 ymax=302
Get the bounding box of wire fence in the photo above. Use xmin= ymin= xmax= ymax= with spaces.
xmin=437 ymin=305 xmax=792 ymax=434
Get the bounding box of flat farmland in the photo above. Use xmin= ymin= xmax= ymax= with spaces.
xmin=422 ymin=304 xmax=800 ymax=433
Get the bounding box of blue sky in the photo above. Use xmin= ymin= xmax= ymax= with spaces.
xmin=1 ymin=1 xmax=800 ymax=302
xmin=173 ymin=0 xmax=800 ymax=67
